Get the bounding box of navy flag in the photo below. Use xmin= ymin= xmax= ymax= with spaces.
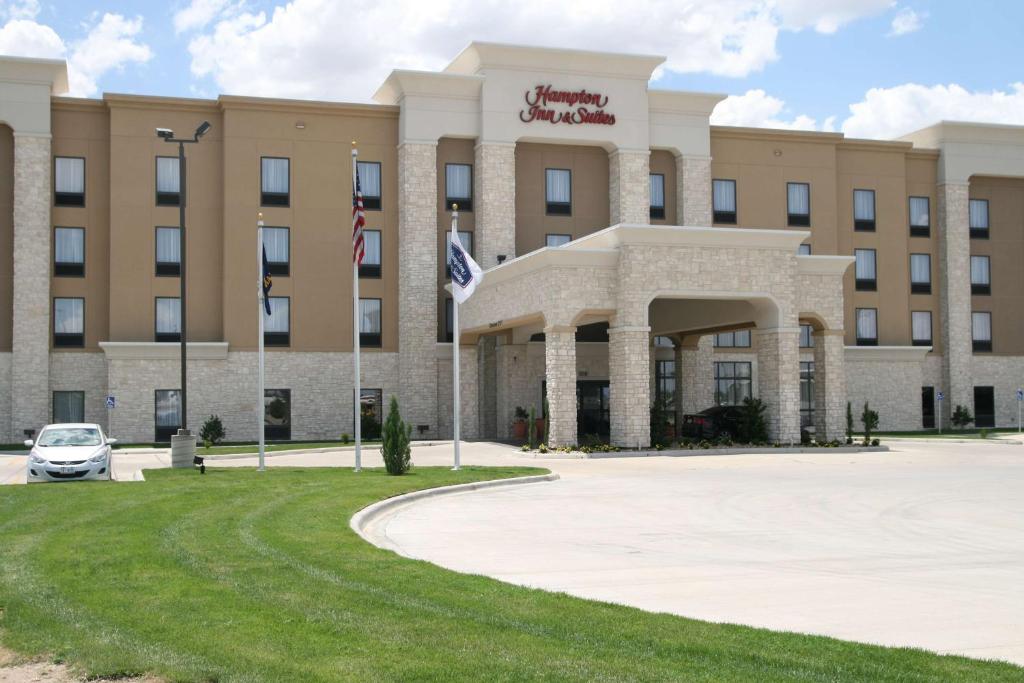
xmin=262 ymin=245 xmax=272 ymax=315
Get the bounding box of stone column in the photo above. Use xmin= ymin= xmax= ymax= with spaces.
xmin=609 ymin=149 xmax=650 ymax=225
xmin=11 ymin=133 xmax=51 ymax=438
xmin=477 ymin=336 xmax=497 ymax=439
xmin=812 ymin=330 xmax=847 ymax=441
xmin=937 ymin=182 xmax=972 ymax=421
xmin=609 ymin=326 xmax=651 ymax=448
xmin=755 ymin=327 xmax=801 ymax=443
xmin=459 ymin=341 xmax=480 ymax=440
xmin=474 ymin=142 xmax=516 ymax=268
xmin=678 ymin=335 xmax=714 ymax=416
xmin=677 ymin=154 xmax=712 ymax=226
xmin=398 ymin=142 xmax=439 ymax=436
xmin=544 ymin=326 xmax=577 ymax=447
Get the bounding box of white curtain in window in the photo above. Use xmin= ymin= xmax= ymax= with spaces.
xmin=970 ymin=255 xmax=990 ymax=284
xmin=972 ymin=312 xmax=991 ymax=341
xmin=156 ymin=157 xmax=180 ymax=193
xmin=262 ymin=227 xmax=289 ymax=263
xmin=156 ymin=298 xmax=180 ymax=333
xmin=912 ymin=311 xmax=932 ymax=342
xmin=649 ymin=174 xmax=665 ymax=208
xmin=856 ymin=309 xmax=877 ymax=339
xmin=788 ymin=183 xmax=809 ymax=214
xmin=264 ymin=297 xmax=289 ymax=332
xmin=156 ymin=227 xmax=180 ymax=263
xmin=53 ymin=391 xmax=84 ymax=423
xmin=155 ymin=391 xmax=182 ymax=426
xmin=910 ymin=254 xmax=930 ymax=283
xmin=713 ymin=180 xmax=736 ymax=211
xmin=54 ymin=228 xmax=84 ymax=263
xmin=969 ymin=199 xmax=989 ymax=229
xmin=54 ymin=298 xmax=83 ymax=333
xmin=909 ymin=196 xmax=929 ymax=226
xmin=359 ymin=299 xmax=381 ymax=333
xmin=855 ymin=249 xmax=876 ymax=279
xmin=362 ymin=230 xmax=381 ymax=265
xmin=261 ymin=158 xmax=289 ymax=193
xmin=446 ymin=231 xmax=472 ymax=264
xmin=546 ymin=234 xmax=571 ymax=247
xmin=734 ymin=330 xmax=751 ymax=346
xmin=358 ymin=162 xmax=381 ymax=197
xmin=854 ymin=190 xmax=875 ymax=220
xmin=546 ymin=169 xmax=571 ymax=203
xmin=446 ymin=164 xmax=471 ymax=200
xmin=800 ymin=324 xmax=815 ymax=348
xmin=55 ymin=157 xmax=84 ymax=193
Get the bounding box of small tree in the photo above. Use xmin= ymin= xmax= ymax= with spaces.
xmin=951 ymin=404 xmax=974 ymax=430
xmin=861 ymin=402 xmax=879 ymax=445
xmin=541 ymin=397 xmax=549 ymax=445
xmin=381 ymin=396 xmax=412 ymax=475
xmin=846 ymin=402 xmax=854 ymax=444
xmin=199 ymin=414 xmax=225 ymax=449
xmin=649 ymin=394 xmax=673 ymax=447
xmin=528 ymin=405 xmax=537 ymax=449
xmin=738 ymin=397 xmax=769 ymax=443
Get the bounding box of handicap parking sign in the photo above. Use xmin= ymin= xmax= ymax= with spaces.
xmin=1017 ymin=389 xmax=1023 ymax=402
xmin=105 ymin=395 xmax=116 ymax=409
xmin=936 ymin=391 xmax=944 ymax=401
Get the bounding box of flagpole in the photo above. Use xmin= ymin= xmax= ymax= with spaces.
xmin=257 ymin=213 xmax=266 ymax=472
xmin=352 ymin=142 xmax=362 ymax=473
xmin=451 ymin=205 xmax=461 ymax=471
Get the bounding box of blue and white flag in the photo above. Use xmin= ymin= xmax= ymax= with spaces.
xmin=449 ymin=222 xmax=483 ymax=304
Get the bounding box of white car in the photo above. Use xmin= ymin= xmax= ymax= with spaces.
xmin=25 ymin=423 xmax=117 ymax=483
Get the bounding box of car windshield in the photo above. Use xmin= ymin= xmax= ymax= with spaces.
xmin=37 ymin=428 xmax=102 ymax=447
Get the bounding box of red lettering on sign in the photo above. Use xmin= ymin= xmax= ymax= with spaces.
xmin=519 ymin=84 xmax=615 ymax=126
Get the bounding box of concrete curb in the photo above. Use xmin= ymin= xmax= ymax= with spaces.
xmin=880 ymin=438 xmax=1022 ymax=446
xmin=584 ymin=445 xmax=890 ymax=459
xmin=351 ymin=472 xmax=560 ymax=554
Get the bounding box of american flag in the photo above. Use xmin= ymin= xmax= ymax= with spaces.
xmin=352 ymin=169 xmax=365 ymax=265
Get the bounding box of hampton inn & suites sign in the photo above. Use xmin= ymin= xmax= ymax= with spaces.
xmin=519 ymin=85 xmax=616 ymax=126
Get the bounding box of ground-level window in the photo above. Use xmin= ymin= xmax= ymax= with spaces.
xmin=714 ymin=361 xmax=751 ymax=406
xmin=974 ymin=386 xmax=994 ymax=428
xmin=265 ymin=389 xmax=291 ymax=440
xmin=360 ymin=388 xmax=383 ymax=440
xmin=921 ymin=386 xmax=935 ymax=429
xmin=655 ymin=360 xmax=676 ymax=408
xmin=800 ymin=361 xmax=814 ymax=429
xmin=53 ymin=390 xmax=84 ymax=423
xmin=155 ymin=389 xmax=182 ymax=441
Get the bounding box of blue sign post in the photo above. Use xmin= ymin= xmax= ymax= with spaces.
xmin=105 ymin=396 xmax=115 ymax=438
xmin=936 ymin=391 xmax=944 ymax=434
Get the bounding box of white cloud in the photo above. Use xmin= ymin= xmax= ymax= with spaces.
xmin=0 ymin=11 xmax=151 ymax=96
xmin=888 ymin=7 xmax=925 ymax=36
xmin=0 ymin=0 xmax=40 ymax=21
xmin=182 ymin=0 xmax=893 ymax=102
xmin=173 ymin=0 xmax=234 ymax=34
xmin=711 ymin=89 xmax=819 ymax=130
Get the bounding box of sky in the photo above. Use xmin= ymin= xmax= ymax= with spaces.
xmin=1 ymin=0 xmax=1023 ymax=139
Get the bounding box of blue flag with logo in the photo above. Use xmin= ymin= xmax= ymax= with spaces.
xmin=261 ymin=245 xmax=272 ymax=315
xmin=449 ymin=223 xmax=483 ymax=304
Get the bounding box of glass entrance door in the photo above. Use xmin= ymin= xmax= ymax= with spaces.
xmin=577 ymin=380 xmax=610 ymax=441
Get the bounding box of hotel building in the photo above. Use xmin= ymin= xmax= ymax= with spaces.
xmin=1 ymin=43 xmax=1023 ymax=446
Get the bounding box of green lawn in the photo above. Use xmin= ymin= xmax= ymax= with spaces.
xmin=0 ymin=469 xmax=1020 ymax=682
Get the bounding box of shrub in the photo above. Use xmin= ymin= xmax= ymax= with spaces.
xmin=200 ymin=415 xmax=225 ymax=449
xmin=528 ymin=405 xmax=537 ymax=450
xmin=951 ymin=404 xmax=974 ymax=429
xmin=541 ymin=398 xmax=549 ymax=445
xmin=538 ymin=443 xmax=549 ymax=454
xmin=360 ymin=409 xmax=382 ymax=440
xmin=846 ymin=401 xmax=854 ymax=444
xmin=738 ymin=397 xmax=769 ymax=443
xmin=341 ymin=433 xmax=351 ymax=444
xmin=979 ymin=428 xmax=989 ymax=439
xmin=861 ymin=402 xmax=879 ymax=445
xmin=800 ymin=428 xmax=811 ymax=445
xmin=520 ymin=444 xmax=530 ymax=452
xmin=514 ymin=406 xmax=528 ymax=421
xmin=649 ymin=395 xmax=673 ymax=447
xmin=380 ymin=396 xmax=412 ymax=475
xmin=871 ymin=438 xmax=880 ymax=447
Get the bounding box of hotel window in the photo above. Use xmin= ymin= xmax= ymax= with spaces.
xmin=54 ymin=157 xmax=85 ymax=206
xmin=909 ymin=196 xmax=930 ymax=237
xmin=545 ymin=168 xmax=571 ymax=215
xmin=54 ymin=227 xmax=84 ymax=277
xmin=155 ymin=156 xmax=180 ymax=206
xmin=909 ymin=253 xmax=931 ymax=294
xmin=649 ymin=173 xmax=666 ymax=219
xmin=360 ymin=230 xmax=381 ymax=278
xmin=854 ymin=249 xmax=877 ymax=291
xmin=261 ymin=226 xmax=290 ymax=276
xmin=546 ymin=233 xmax=571 ymax=247
xmin=712 ymin=179 xmax=736 ymax=224
xmin=359 ymin=298 xmax=382 ymax=348
xmin=714 ymin=330 xmax=751 ymax=348
xmin=53 ymin=297 xmax=84 ymax=347
xmin=155 ymin=389 xmax=182 ymax=441
xmin=655 ymin=360 xmax=676 ymax=429
xmin=155 ymin=227 xmax=180 ymax=276
xmin=714 ymin=361 xmax=751 ymax=406
xmin=971 ymin=255 xmax=991 ymax=295
xmin=360 ymin=388 xmax=384 ymax=439
xmin=264 ymin=389 xmax=291 ymax=440
xmin=912 ymin=311 xmax=933 ymax=346
xmin=800 ymin=361 xmax=814 ymax=429
xmin=358 ymin=161 xmax=382 ymax=210
xmin=787 ymin=182 xmax=810 ymax=226
xmin=53 ymin=390 xmax=84 ymax=424
xmin=922 ymin=386 xmax=935 ymax=429
xmin=444 ymin=297 xmax=454 ymax=343
xmin=969 ymin=199 xmax=989 ymax=239
xmin=798 ymin=243 xmax=811 ymax=255
xmin=853 ymin=189 xmax=876 ymax=231
xmin=260 ymin=157 xmax=289 ymax=206
xmin=445 ymin=230 xmax=473 ymax=276
xmin=445 ymin=163 xmax=472 ymax=211
xmin=855 ymin=308 xmax=877 ymax=346
xmin=799 ymin=323 xmax=815 ymax=348
xmin=264 ymin=297 xmax=290 ymax=346
xmin=155 ymin=297 xmax=181 ymax=342
xmin=972 ymin=311 xmax=992 ymax=352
